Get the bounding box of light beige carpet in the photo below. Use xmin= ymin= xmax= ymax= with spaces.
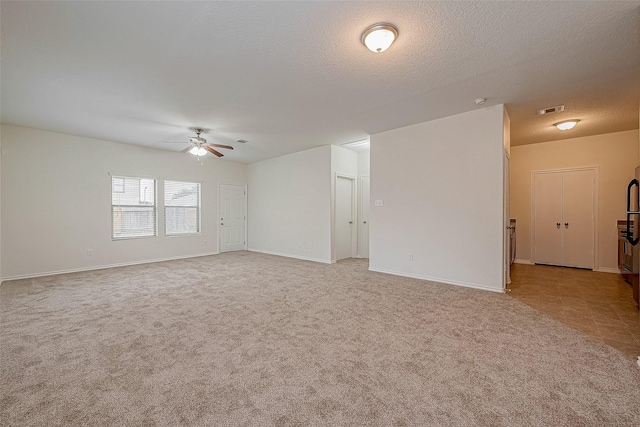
xmin=1 ymin=252 xmax=639 ymax=426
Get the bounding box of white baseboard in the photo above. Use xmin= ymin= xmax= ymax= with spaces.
xmin=247 ymin=248 xmax=334 ymax=264
xmin=368 ymin=267 xmax=505 ymax=294
xmin=595 ymin=267 xmax=622 ymax=274
xmin=1 ymin=252 xmax=219 ymax=283
xmin=512 ymin=259 xmax=621 ymax=275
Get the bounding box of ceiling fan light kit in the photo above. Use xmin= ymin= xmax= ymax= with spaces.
xmin=361 ymin=23 xmax=398 ymax=53
xmin=165 ymin=128 xmax=235 ymax=158
xmin=189 ymin=146 xmax=207 ymax=156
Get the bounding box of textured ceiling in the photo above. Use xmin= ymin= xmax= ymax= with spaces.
xmin=2 ymin=1 xmax=639 ymax=163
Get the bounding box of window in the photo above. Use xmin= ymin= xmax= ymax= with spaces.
xmin=165 ymin=180 xmax=200 ymax=236
xmin=112 ymin=177 xmax=125 ymax=193
xmin=111 ymin=176 xmax=156 ymax=239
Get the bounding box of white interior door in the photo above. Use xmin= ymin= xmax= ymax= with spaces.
xmin=336 ymin=176 xmax=355 ymax=260
xmin=533 ymin=172 xmax=564 ymax=266
xmin=360 ymin=176 xmax=370 ymax=258
xmin=220 ymin=184 xmax=246 ymax=253
xmin=562 ymin=169 xmax=594 ymax=269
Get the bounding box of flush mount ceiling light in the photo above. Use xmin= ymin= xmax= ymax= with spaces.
xmin=554 ymin=120 xmax=580 ymax=131
xmin=361 ymin=23 xmax=398 ymax=53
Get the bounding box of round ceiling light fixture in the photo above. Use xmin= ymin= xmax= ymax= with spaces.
xmin=554 ymin=120 xmax=580 ymax=131
xmin=189 ymin=146 xmax=207 ymax=156
xmin=361 ymin=23 xmax=398 ymax=53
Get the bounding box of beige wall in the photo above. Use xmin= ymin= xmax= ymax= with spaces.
xmin=511 ymin=129 xmax=639 ymax=271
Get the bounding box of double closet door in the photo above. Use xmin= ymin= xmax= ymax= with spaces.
xmin=533 ymin=168 xmax=595 ymax=269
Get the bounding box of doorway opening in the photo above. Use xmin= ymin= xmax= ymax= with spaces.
xmin=335 ymin=175 xmax=356 ymax=261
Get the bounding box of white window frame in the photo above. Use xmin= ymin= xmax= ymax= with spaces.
xmin=112 ymin=177 xmax=125 ymax=193
xmin=164 ymin=180 xmax=201 ymax=236
xmin=111 ymin=175 xmax=157 ymax=240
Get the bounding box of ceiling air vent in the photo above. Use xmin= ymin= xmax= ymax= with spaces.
xmin=537 ymin=105 xmax=565 ymax=115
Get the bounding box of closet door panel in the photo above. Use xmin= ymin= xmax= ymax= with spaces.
xmin=562 ymin=169 xmax=595 ymax=269
xmin=533 ymin=172 xmax=564 ymax=266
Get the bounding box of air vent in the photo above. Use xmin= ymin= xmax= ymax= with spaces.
xmin=537 ymin=105 xmax=564 ymax=115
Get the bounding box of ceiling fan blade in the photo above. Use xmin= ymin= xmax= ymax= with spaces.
xmin=203 ymin=145 xmax=224 ymax=157
xmin=180 ymin=145 xmax=193 ymax=153
xmin=208 ymin=143 xmax=234 ymax=150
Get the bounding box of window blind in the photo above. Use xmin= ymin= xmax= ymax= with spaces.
xmin=111 ymin=176 xmax=157 ymax=239
xmin=164 ymin=180 xmax=200 ymax=236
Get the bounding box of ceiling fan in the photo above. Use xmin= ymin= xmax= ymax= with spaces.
xmin=165 ymin=128 xmax=234 ymax=157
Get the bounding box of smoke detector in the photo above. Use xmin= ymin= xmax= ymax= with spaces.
xmin=537 ymin=105 xmax=565 ymax=115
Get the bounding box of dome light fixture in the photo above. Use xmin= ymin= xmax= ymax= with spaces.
xmin=189 ymin=146 xmax=207 ymax=156
xmin=361 ymin=23 xmax=398 ymax=53
xmin=554 ymin=120 xmax=580 ymax=131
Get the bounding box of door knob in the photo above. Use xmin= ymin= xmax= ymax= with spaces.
xmin=363 ymin=221 xmax=367 ymax=224
xmin=556 ymin=223 xmax=561 ymax=228
xmin=565 ymin=223 xmax=569 ymax=228
xmin=349 ymin=221 xmax=353 ymax=224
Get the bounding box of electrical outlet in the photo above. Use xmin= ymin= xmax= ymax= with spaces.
xmin=203 ymin=240 xmax=207 ymax=246
xmin=309 ymin=242 xmax=314 ymax=249
xmin=87 ymin=249 xmax=93 ymax=256
xmin=408 ymin=253 xmax=413 ymax=261
xmin=375 ymin=200 xmax=383 ymax=207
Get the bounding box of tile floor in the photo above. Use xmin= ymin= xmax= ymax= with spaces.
xmin=508 ymin=263 xmax=640 ymax=358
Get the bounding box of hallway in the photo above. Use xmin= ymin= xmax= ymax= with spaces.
xmin=509 ymin=264 xmax=640 ymax=358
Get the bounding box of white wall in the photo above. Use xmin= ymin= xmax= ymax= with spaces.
xmin=357 ymin=150 xmax=370 ymax=258
xmin=1 ymin=124 xmax=247 ymax=280
xmin=510 ymin=130 xmax=639 ymax=271
xmin=0 ymin=125 xmax=3 ymax=280
xmin=357 ymin=150 xmax=370 ymax=177
xmin=331 ymin=145 xmax=358 ymax=178
xmin=503 ymin=107 xmax=511 ymax=156
xmin=503 ymin=108 xmax=511 ymax=283
xmin=369 ymin=105 xmax=506 ymax=292
xmin=247 ymin=146 xmax=332 ymax=263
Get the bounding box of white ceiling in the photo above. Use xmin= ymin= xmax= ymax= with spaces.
xmin=2 ymin=1 xmax=639 ymax=164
